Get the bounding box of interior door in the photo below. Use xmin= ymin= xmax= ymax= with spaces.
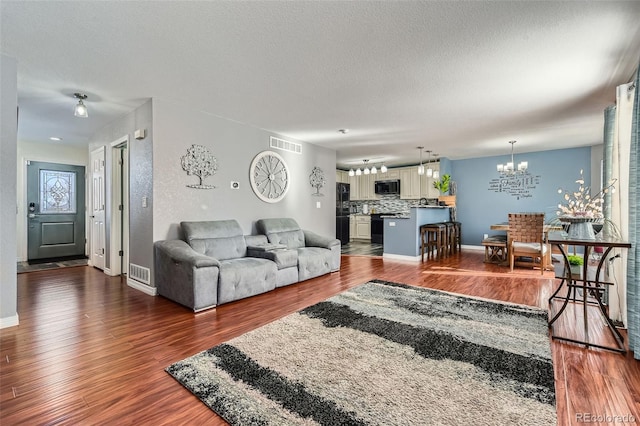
xmin=27 ymin=161 xmax=86 ymax=261
xmin=90 ymin=147 xmax=106 ymax=270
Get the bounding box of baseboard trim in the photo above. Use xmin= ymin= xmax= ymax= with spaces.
xmin=0 ymin=313 xmax=19 ymax=329
xmin=127 ymin=277 xmax=157 ymax=296
xmin=463 ymin=245 xmax=485 ymax=251
xmin=382 ymin=253 xmax=420 ymax=262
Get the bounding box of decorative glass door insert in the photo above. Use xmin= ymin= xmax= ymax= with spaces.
xmin=39 ymin=169 xmax=77 ymax=214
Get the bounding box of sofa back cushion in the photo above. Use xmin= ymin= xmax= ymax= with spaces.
xmin=256 ymin=218 xmax=306 ymax=249
xmin=181 ymin=220 xmax=247 ymax=261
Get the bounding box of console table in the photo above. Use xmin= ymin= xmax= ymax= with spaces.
xmin=547 ymin=232 xmax=631 ymax=353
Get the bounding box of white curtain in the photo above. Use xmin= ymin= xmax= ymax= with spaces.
xmin=608 ymin=83 xmax=635 ymax=323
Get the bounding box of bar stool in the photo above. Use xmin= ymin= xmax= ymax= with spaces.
xmin=451 ymin=221 xmax=462 ymax=253
xmin=420 ymin=223 xmax=447 ymax=261
xmin=443 ymin=222 xmax=455 ymax=256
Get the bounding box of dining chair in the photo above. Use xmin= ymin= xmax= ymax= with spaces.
xmin=508 ymin=213 xmax=547 ymax=275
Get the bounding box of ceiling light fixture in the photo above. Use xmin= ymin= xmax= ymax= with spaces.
xmin=497 ymin=140 xmax=528 ymax=176
xmin=73 ymin=93 xmax=88 ymax=118
xmin=362 ymin=159 xmax=371 ymax=175
xmin=425 ymin=150 xmax=433 ymax=177
xmin=417 ymin=146 xmax=425 ymax=175
xmin=380 ymin=163 xmax=387 ymax=173
xmin=432 ymin=154 xmax=440 ymax=179
xmin=338 ymin=129 xmax=349 ymax=134
xmin=49 ymin=137 xmax=62 ymax=141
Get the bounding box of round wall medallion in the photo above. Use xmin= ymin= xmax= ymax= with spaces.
xmin=249 ymin=150 xmax=290 ymax=203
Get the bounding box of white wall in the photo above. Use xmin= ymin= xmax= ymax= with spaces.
xmin=15 ymin=141 xmax=89 ymax=261
xmin=152 ymin=98 xmax=336 ymax=242
xmin=1 ymin=54 xmax=18 ymax=328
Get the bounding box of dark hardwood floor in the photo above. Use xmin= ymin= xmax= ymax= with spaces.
xmin=1 ymin=251 xmax=639 ymax=425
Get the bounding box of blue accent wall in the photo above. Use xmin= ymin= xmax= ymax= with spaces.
xmin=451 ymin=147 xmax=593 ymax=245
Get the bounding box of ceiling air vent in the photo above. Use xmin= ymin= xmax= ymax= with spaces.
xmin=270 ymin=136 xmax=301 ymax=154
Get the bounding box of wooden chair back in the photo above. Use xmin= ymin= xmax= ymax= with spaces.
xmin=508 ymin=213 xmax=544 ymax=245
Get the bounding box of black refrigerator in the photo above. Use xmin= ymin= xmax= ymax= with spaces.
xmin=336 ymin=183 xmax=350 ymax=244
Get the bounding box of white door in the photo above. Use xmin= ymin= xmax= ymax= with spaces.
xmin=90 ymin=147 xmax=106 ymax=270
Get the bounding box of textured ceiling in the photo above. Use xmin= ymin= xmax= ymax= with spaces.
xmin=2 ymin=1 xmax=640 ymax=169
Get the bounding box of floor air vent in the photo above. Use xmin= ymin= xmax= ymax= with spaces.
xmin=129 ymin=263 xmax=150 ymax=284
xmin=270 ymin=136 xmax=301 ymax=154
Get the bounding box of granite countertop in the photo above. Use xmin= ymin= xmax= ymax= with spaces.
xmin=413 ymin=205 xmax=449 ymax=209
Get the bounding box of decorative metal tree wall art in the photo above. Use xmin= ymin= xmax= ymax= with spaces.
xmin=181 ymin=144 xmax=218 ymax=189
xmin=309 ymin=166 xmax=326 ymax=196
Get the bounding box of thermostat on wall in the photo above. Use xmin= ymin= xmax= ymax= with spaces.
xmin=230 ymin=181 xmax=240 ymax=189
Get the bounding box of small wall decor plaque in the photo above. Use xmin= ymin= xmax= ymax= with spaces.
xmin=309 ymin=166 xmax=326 ymax=196
xmin=181 ymin=144 xmax=218 ymax=189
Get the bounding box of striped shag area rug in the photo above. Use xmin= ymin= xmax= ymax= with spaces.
xmin=166 ymin=280 xmax=556 ymax=425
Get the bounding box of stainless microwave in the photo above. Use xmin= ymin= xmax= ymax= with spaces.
xmin=374 ymin=179 xmax=400 ymax=195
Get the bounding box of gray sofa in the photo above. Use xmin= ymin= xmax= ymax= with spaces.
xmin=154 ymin=218 xmax=340 ymax=311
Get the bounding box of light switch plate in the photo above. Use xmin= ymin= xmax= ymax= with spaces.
xmin=316 ymin=201 xmax=321 ymax=208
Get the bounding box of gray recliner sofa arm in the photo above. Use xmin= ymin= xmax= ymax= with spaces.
xmin=303 ymin=230 xmax=340 ymax=249
xmin=154 ymin=240 xmax=220 ymax=312
xmin=303 ymin=230 xmax=341 ymax=272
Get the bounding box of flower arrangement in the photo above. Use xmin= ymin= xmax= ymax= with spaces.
xmin=556 ymin=169 xmax=616 ymax=220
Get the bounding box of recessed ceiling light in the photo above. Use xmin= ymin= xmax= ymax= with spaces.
xmin=338 ymin=129 xmax=349 ymax=134
xmin=49 ymin=137 xmax=62 ymax=141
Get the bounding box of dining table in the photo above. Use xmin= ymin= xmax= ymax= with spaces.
xmin=489 ymin=222 xmax=562 ymax=269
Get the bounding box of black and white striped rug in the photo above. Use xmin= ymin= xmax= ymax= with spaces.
xmin=166 ymin=280 xmax=556 ymax=425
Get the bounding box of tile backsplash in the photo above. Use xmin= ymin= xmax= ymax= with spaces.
xmin=350 ymin=195 xmax=435 ymax=214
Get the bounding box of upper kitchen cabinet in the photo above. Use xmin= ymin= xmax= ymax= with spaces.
xmin=399 ymin=167 xmax=422 ymax=199
xmin=420 ymin=162 xmax=440 ymax=198
xmin=336 ymin=170 xmax=349 ymax=184
xmin=349 ymin=173 xmax=378 ymax=200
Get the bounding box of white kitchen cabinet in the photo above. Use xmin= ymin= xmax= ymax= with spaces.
xmin=420 ymin=162 xmax=440 ymax=198
xmin=399 ymin=167 xmax=422 ymax=199
xmin=348 ymin=174 xmax=361 ymax=200
xmin=349 ymin=216 xmax=356 ymax=240
xmin=336 ymin=170 xmax=349 ymax=184
xmin=359 ymin=174 xmax=378 ymax=200
xmin=353 ymin=215 xmax=371 ymax=240
xmin=376 ymin=168 xmax=400 ymax=180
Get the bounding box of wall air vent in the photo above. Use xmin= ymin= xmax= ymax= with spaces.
xmin=270 ymin=136 xmax=301 ymax=154
xmin=129 ymin=263 xmax=150 ymax=284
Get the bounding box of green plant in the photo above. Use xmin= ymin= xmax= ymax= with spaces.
xmin=433 ymin=174 xmax=451 ymax=194
xmin=567 ymin=254 xmax=583 ymax=266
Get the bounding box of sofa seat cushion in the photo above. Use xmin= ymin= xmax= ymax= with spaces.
xmin=217 ymin=258 xmax=277 ymax=304
xmin=297 ymin=247 xmax=332 ymax=281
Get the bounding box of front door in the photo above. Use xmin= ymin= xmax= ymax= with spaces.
xmin=27 ymin=161 xmax=86 ymax=261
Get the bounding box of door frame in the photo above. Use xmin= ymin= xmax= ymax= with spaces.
xmin=19 ymin=157 xmax=89 ymax=262
xmin=108 ymin=136 xmax=129 ymax=276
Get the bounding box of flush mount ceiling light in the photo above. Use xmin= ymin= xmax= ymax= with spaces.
xmin=49 ymin=136 xmax=62 ymax=141
xmin=73 ymin=93 xmax=88 ymax=118
xmin=417 ymin=146 xmax=425 ymax=175
xmin=497 ymin=140 xmax=528 ymax=176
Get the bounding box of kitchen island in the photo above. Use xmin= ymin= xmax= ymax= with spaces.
xmin=383 ymin=206 xmax=450 ymax=260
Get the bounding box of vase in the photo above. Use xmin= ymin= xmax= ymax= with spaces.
xmin=560 ymin=217 xmax=600 ymax=240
